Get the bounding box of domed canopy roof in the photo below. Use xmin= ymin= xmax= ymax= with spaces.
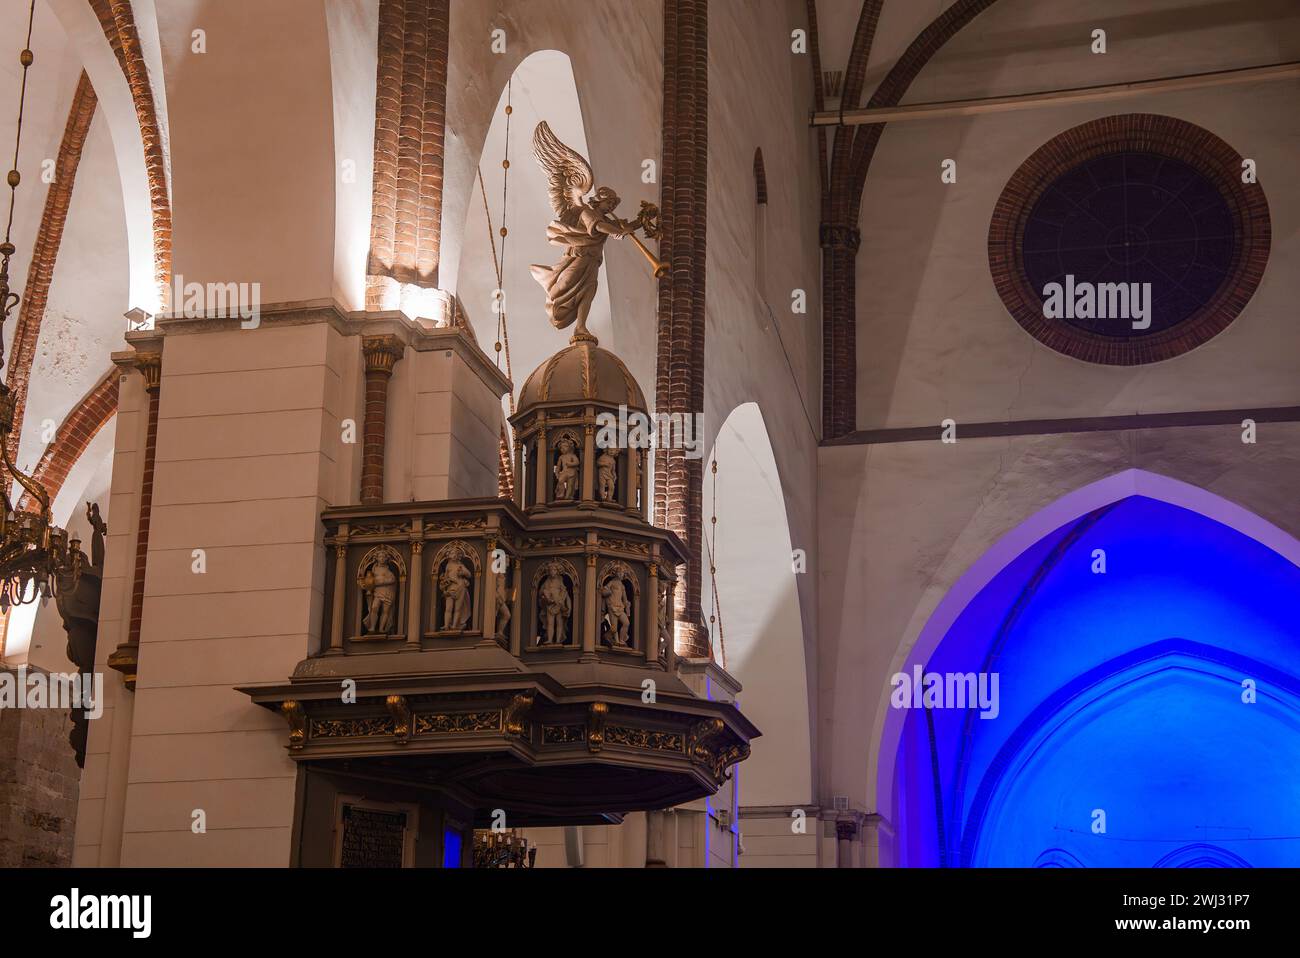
xmin=517 ymin=339 xmax=647 ymax=413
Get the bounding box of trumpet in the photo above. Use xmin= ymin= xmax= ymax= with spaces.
xmin=611 ymin=201 xmax=668 ymax=279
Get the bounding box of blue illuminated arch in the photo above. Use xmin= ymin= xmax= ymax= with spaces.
xmin=882 ymin=471 xmax=1300 ymax=867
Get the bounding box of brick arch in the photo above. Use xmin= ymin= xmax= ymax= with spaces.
xmin=819 ymin=0 xmax=1001 ymax=438
xmin=19 ymin=369 xmax=119 ymax=514
xmin=88 ymin=0 xmax=171 ymax=307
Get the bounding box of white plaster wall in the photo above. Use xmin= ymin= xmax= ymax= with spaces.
xmin=17 ymin=112 xmax=130 ymax=476
xmin=706 ymin=0 xmax=824 ymax=806
xmin=324 ymin=0 xmax=380 ymax=312
xmin=854 ymin=0 xmax=1300 ymax=428
xmin=1 ymin=0 xmax=86 ymax=371
xmin=154 ymin=0 xmax=338 ymax=305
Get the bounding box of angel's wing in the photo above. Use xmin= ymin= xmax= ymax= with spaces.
xmin=533 ymin=121 xmax=593 ymax=217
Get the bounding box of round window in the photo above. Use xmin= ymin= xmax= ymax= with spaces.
xmin=988 ymin=114 xmax=1270 ymax=365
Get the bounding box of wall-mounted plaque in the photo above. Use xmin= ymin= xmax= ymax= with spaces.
xmin=337 ymin=802 xmax=414 ymax=868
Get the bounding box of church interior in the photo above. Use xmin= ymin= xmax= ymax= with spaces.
xmin=0 ymin=0 xmax=1296 ymax=871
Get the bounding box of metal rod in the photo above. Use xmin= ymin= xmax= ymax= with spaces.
xmin=810 ymin=60 xmax=1300 ymax=128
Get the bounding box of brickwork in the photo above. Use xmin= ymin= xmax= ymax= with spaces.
xmin=89 ymin=0 xmax=172 ymax=305
xmin=655 ymin=0 xmax=710 ymax=658
xmin=361 ymin=336 xmax=404 ymax=504
xmin=366 ymin=0 xmax=451 ymax=309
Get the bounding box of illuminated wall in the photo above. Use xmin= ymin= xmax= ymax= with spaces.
xmin=893 ymin=494 xmax=1300 ymax=867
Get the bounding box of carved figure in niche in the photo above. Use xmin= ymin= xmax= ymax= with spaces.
xmin=440 ymin=555 xmax=473 ymax=631
xmin=658 ymin=581 xmax=672 ymax=657
xmin=596 ymin=447 xmax=618 ymax=502
xmin=86 ymin=501 xmax=107 ymax=570
xmin=495 ymin=567 xmax=514 ymax=640
xmin=553 ymin=437 xmax=580 ymax=500
xmin=601 ymin=577 xmax=631 ymax=648
xmin=538 ymin=562 xmax=572 ymax=646
xmin=360 ymin=547 xmax=399 ymax=634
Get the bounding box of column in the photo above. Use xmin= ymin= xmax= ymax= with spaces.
xmin=360 ymin=335 xmax=403 ymax=504
xmin=107 ymin=352 xmax=162 ymax=689
xmin=655 ymin=0 xmax=710 ymax=658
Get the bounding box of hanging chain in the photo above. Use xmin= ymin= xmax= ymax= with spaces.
xmin=706 ymin=456 xmax=726 ymax=667
xmin=1 ymin=0 xmax=39 ymax=363
xmin=478 ymin=80 xmax=516 ymax=412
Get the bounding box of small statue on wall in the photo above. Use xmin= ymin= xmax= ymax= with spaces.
xmin=538 ymin=562 xmax=572 ymax=646
xmin=553 ymin=436 xmax=580 ymax=500
xmin=601 ymin=576 xmax=631 ymax=648
xmin=359 ymin=547 xmax=400 ymax=635
xmin=495 ymin=587 xmax=513 ymax=641
xmin=596 ymin=447 xmax=618 ymax=502
xmin=440 ymin=554 xmax=473 ymax=631
xmin=86 ymin=501 xmax=107 ymax=570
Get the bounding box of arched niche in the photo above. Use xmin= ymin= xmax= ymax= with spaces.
xmin=703 ymin=402 xmax=812 ymax=806
xmin=877 ymin=469 xmax=1300 ymax=867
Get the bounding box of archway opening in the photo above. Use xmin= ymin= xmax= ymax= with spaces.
xmin=889 ymin=488 xmax=1300 ymax=867
xmin=704 ymin=402 xmax=811 ymax=806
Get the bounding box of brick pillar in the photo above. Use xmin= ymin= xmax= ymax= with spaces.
xmin=107 ymin=353 xmax=161 ymax=690
xmin=820 ymin=224 xmax=859 ymax=438
xmin=360 ymin=336 xmax=404 ymax=504
xmin=366 ymin=0 xmax=451 ymax=310
xmin=654 ymin=0 xmax=710 ymax=659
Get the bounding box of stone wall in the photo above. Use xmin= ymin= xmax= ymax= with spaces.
xmin=0 ymin=668 xmax=81 ymax=867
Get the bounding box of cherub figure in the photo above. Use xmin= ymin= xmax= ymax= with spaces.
xmin=596 ymin=447 xmax=618 ymax=502
xmin=440 ymin=556 xmax=473 ymax=631
xmin=538 ymin=564 xmax=572 ymax=646
xmin=360 ymin=548 xmax=398 ymax=634
xmin=553 ymin=437 xmax=580 ymax=500
xmin=601 ymin=577 xmax=631 ymax=648
xmin=529 ymin=122 xmax=635 ymax=341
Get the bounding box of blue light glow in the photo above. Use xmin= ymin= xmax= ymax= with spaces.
xmin=893 ymin=495 xmax=1300 ymax=867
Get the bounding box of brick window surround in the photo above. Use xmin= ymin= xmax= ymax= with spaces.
xmin=988 ymin=113 xmax=1271 ymax=365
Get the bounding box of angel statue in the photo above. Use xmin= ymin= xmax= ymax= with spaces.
xmin=530 ymin=121 xmax=664 ymax=343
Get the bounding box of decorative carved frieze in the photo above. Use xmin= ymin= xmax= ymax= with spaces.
xmin=311 ymin=716 xmax=395 ymax=739
xmin=414 ymin=711 xmax=501 ymax=735
xmin=605 ymin=725 xmax=684 ymax=753
xmin=542 ymin=724 xmax=585 ymax=745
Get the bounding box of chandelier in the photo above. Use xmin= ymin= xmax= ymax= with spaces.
xmin=0 ymin=0 xmax=82 ymax=614
xmin=472 ymin=829 xmax=536 ymax=868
